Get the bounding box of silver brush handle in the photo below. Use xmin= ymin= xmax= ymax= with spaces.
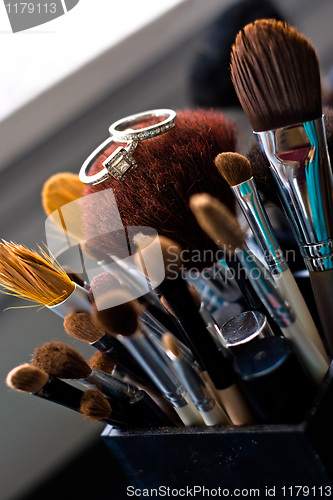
xmin=232 ymin=178 xmax=287 ymax=274
xmin=309 ymin=269 xmax=333 ymax=354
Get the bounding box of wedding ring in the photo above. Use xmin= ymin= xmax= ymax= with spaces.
xmin=109 ymin=109 xmax=176 ymax=143
xmin=79 ymin=137 xmax=138 ymax=185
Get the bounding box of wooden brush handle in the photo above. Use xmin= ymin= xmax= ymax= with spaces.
xmin=309 ymin=269 xmax=333 ymax=356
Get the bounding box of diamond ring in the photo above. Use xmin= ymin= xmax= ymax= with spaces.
xmin=79 ymin=137 xmax=138 ymax=185
xmin=109 ymin=109 xmax=176 ymax=143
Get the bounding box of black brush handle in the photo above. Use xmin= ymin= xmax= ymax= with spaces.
xmin=36 ymin=376 xmax=83 ymax=410
xmin=234 ymin=337 xmax=316 ymax=424
xmin=157 ymin=277 xmax=234 ymax=390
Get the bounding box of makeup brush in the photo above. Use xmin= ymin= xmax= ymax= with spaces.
xmin=190 ymin=193 xmax=329 ymax=385
xmin=92 ymin=290 xmax=204 ymax=426
xmin=32 ymin=342 xmax=173 ymax=427
xmin=162 ymin=334 xmax=230 ymax=426
xmin=63 ymin=312 xmax=156 ymax=390
xmin=0 ymin=241 xmax=91 ymax=317
xmin=6 ymin=364 xmax=126 ymax=426
xmin=81 ymin=109 xmax=237 ymax=269
xmin=134 ymin=235 xmax=254 ymax=425
xmin=215 ymin=152 xmax=328 ymax=360
xmin=230 ymin=19 xmax=333 ymax=352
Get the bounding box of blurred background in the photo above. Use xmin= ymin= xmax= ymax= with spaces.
xmin=0 ymin=0 xmax=332 ymax=498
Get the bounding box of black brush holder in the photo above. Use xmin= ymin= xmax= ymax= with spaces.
xmin=102 ymin=363 xmax=333 ymax=491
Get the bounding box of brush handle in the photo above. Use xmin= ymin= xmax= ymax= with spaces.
xmin=169 ymin=351 xmax=230 ymax=425
xmin=281 ymin=318 xmax=329 ymax=386
xmin=273 ymin=269 xmax=329 ymax=360
xmin=157 ymin=277 xmax=235 ymax=390
xmin=88 ymin=369 xmax=137 ymax=401
xmin=217 ymin=384 xmax=255 ymax=425
xmin=224 ymin=256 xmax=282 ymax=336
xmin=309 ymin=269 xmax=333 ymax=355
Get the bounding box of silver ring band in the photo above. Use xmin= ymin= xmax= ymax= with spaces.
xmin=109 ymin=109 xmax=176 ymax=142
xmin=79 ymin=137 xmax=138 ymax=185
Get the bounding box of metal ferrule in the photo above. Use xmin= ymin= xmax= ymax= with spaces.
xmin=85 ymin=369 xmax=138 ymax=401
xmin=235 ymin=247 xmax=295 ymax=329
xmin=232 ymin=178 xmax=287 ymax=274
xmin=255 ymin=116 xmax=333 ymax=272
xmin=171 ymin=356 xmax=214 ymax=413
xmin=121 ymin=333 xmax=187 ymax=408
xmin=47 ymin=283 xmax=91 ymax=318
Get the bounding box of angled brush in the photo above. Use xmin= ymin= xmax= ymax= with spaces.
xmin=231 ymin=19 xmax=333 ymax=353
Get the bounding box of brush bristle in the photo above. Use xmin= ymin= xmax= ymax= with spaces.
xmin=92 ymin=292 xmax=139 ymax=337
xmin=162 ymin=333 xmax=181 ymax=358
xmin=189 ymin=193 xmax=245 ymax=253
xmin=42 ymin=172 xmax=84 ymax=216
xmin=81 ymin=109 xmax=237 ymax=270
xmin=88 ymin=351 xmax=115 ymax=374
xmin=32 ymin=342 xmax=91 ymax=379
xmin=215 ymin=152 xmax=252 ymax=186
xmin=231 ymin=19 xmax=322 ymax=131
xmin=64 ymin=312 xmax=104 ymax=343
xmin=80 ymin=389 xmax=111 ymax=420
xmin=0 ymin=241 xmax=75 ymax=306
xmin=6 ymin=364 xmax=49 ymax=393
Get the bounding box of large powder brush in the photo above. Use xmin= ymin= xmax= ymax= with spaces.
xmin=81 ymin=109 xmax=237 ymax=268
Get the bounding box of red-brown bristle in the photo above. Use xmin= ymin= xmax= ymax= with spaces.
xmin=82 ymin=109 xmax=237 ymax=270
